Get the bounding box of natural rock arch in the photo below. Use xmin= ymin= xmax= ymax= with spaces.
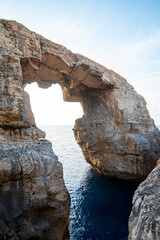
xmin=0 ymin=19 xmax=160 ymax=180
xmin=20 ymin=51 xmax=160 ymax=181
xmin=0 ymin=19 xmax=160 ymax=239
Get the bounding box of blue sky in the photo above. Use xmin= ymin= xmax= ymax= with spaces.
xmin=0 ymin=0 xmax=160 ymax=125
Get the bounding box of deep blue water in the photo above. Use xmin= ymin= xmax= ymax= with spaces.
xmin=40 ymin=125 xmax=138 ymax=240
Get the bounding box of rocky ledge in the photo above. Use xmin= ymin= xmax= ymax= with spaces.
xmin=129 ymin=161 xmax=160 ymax=239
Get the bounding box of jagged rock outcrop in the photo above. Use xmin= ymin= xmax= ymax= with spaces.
xmin=129 ymin=162 xmax=160 ymax=240
xmin=0 ymin=19 xmax=160 ymax=183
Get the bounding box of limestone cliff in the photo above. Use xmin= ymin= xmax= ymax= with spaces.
xmin=0 ymin=18 xmax=160 ymax=239
xmin=0 ymin=136 xmax=70 ymax=240
xmin=0 ymin=19 xmax=160 ymax=183
xmin=0 ymin=20 xmax=70 ymax=240
xmin=129 ymin=162 xmax=160 ymax=239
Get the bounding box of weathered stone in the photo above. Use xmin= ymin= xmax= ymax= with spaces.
xmin=74 ymin=87 xmax=160 ymax=180
xmin=0 ymin=19 xmax=71 ymax=238
xmin=0 ymin=139 xmax=70 ymax=240
xmin=0 ymin=19 xmax=160 ymax=183
xmin=128 ymin=162 xmax=160 ymax=240
xmin=1 ymin=18 xmax=160 ymax=239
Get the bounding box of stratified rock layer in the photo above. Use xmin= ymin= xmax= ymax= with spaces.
xmin=129 ymin=163 xmax=160 ymax=240
xmin=0 ymin=19 xmax=160 ymax=183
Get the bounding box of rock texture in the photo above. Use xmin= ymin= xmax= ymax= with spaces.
xmin=129 ymin=162 xmax=160 ymax=240
xmin=0 ymin=20 xmax=70 ymax=239
xmin=1 ymin=18 xmax=160 ymax=239
xmin=0 ymin=138 xmax=70 ymax=240
xmin=0 ymin=19 xmax=160 ymax=184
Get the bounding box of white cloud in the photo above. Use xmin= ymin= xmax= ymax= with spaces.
xmin=65 ymin=19 xmax=83 ymax=36
xmin=129 ymin=28 xmax=160 ymax=54
xmin=142 ymin=60 xmax=160 ymax=65
xmin=130 ymin=71 xmax=160 ymax=82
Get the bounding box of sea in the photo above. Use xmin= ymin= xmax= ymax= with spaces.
xmin=40 ymin=125 xmax=139 ymax=240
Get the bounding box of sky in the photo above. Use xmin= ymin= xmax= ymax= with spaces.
xmin=0 ymin=0 xmax=160 ymax=125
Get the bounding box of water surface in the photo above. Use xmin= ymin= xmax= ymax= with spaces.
xmin=40 ymin=125 xmax=138 ymax=240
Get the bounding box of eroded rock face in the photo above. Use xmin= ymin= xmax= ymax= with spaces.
xmin=0 ymin=128 xmax=70 ymax=240
xmin=128 ymin=163 xmax=160 ymax=240
xmin=0 ymin=20 xmax=70 ymax=239
xmin=74 ymin=86 xmax=160 ymax=180
xmin=0 ymin=19 xmax=160 ymax=183
xmin=0 ymin=138 xmax=70 ymax=240
xmin=1 ymin=17 xmax=160 ymax=239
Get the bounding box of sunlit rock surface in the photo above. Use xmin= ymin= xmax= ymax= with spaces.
xmin=0 ymin=19 xmax=160 ymax=182
xmin=129 ymin=162 xmax=160 ymax=240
